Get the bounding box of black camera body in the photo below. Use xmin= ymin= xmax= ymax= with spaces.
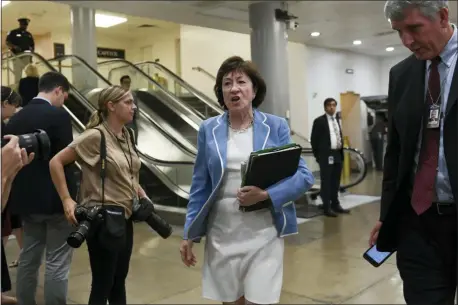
xmin=132 ymin=197 xmax=173 ymax=239
xmin=1 ymin=129 xmax=51 ymax=160
xmin=67 ymin=205 xmax=104 ymax=248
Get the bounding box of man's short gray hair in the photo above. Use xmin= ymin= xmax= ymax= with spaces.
xmin=384 ymin=0 xmax=449 ymax=21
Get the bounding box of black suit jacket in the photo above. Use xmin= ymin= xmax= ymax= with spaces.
xmin=18 ymin=76 xmax=39 ymax=107
xmin=4 ymin=98 xmax=77 ymax=216
xmin=310 ymin=114 xmax=344 ymax=162
xmin=377 ymin=54 xmax=458 ymax=252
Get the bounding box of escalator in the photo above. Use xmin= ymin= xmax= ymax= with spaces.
xmin=98 ymin=59 xmax=206 ymax=148
xmin=111 ymin=60 xmax=222 ymax=119
xmin=2 ymin=52 xmax=194 ymax=209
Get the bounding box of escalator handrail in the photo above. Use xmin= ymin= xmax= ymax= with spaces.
xmin=47 ymin=54 xmax=112 ymax=86
xmin=46 ymin=54 xmax=198 ymax=159
xmin=132 ymin=61 xmax=222 ymax=113
xmin=192 ymin=66 xmax=216 ymax=80
xmin=300 ymin=147 xmax=368 ymax=190
xmin=63 ymin=105 xmax=85 ymax=131
xmin=98 ymin=59 xmax=206 ymax=123
xmin=4 ymin=51 xmax=100 ymax=128
xmin=4 ymin=52 xmax=195 ymax=167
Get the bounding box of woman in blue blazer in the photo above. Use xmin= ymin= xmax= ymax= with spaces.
xmin=179 ymin=56 xmax=314 ymax=305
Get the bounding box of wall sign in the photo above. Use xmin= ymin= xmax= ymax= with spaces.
xmin=53 ymin=43 xmax=65 ymax=57
xmin=97 ymin=47 xmax=125 ymax=59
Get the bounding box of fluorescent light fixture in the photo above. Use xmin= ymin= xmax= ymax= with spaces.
xmin=2 ymin=1 xmax=11 ymax=7
xmin=353 ymin=40 xmax=362 ymax=45
xmin=95 ymin=13 xmax=127 ymax=28
xmin=310 ymin=32 xmax=320 ymax=37
xmin=386 ymin=47 xmax=394 ymax=52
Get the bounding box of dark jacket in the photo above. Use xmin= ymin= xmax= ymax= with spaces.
xmin=4 ymin=98 xmax=77 ymax=216
xmin=310 ymin=114 xmax=344 ymax=162
xmin=18 ymin=76 xmax=39 ymax=107
xmin=377 ymin=54 xmax=458 ymax=252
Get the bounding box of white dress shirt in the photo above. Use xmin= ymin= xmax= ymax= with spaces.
xmin=326 ymin=114 xmax=341 ymax=149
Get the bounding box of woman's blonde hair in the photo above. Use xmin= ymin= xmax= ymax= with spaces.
xmin=86 ymin=85 xmax=128 ymax=129
xmin=24 ymin=64 xmax=39 ymax=77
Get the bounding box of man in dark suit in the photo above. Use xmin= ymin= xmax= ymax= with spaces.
xmin=5 ymin=71 xmax=76 ymax=305
xmin=369 ymin=1 xmax=457 ymax=304
xmin=311 ymin=98 xmax=350 ymax=217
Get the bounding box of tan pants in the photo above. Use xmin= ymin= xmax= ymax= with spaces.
xmin=13 ymin=56 xmax=31 ymax=84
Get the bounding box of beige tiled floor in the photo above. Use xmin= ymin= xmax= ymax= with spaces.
xmin=3 ymin=169 xmax=406 ymax=304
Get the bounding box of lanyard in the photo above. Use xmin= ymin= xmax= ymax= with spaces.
xmin=108 ymin=127 xmax=135 ymax=197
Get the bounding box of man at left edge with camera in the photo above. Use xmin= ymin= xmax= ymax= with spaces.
xmin=4 ymin=71 xmax=77 ymax=305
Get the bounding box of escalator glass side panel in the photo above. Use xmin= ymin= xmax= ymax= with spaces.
xmin=3 ymin=53 xmax=194 ymax=209
xmin=135 ymin=90 xmax=198 ymax=147
xmin=300 ymin=148 xmax=368 ymax=191
xmin=65 ymin=95 xmax=92 ymax=126
xmin=99 ymin=60 xmax=204 ymax=124
xmin=135 ymin=62 xmax=221 ymax=118
xmin=139 ymin=164 xmax=188 ymax=208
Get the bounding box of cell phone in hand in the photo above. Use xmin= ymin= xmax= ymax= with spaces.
xmin=363 ymin=244 xmax=394 ymax=267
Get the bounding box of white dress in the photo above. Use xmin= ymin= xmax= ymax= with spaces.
xmin=202 ymin=127 xmax=284 ymax=304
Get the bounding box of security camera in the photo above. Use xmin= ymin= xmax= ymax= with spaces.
xmin=287 ymin=20 xmax=298 ymax=30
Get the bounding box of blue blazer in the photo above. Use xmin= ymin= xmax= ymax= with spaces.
xmin=183 ymin=109 xmax=315 ymax=241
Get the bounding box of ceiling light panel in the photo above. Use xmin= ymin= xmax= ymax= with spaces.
xmin=95 ymin=13 xmax=127 ymax=28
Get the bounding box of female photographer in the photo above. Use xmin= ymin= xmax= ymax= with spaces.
xmin=50 ymin=85 xmax=149 ymax=304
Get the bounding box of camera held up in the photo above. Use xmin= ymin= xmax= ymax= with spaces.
xmin=1 ymin=129 xmax=51 ymax=160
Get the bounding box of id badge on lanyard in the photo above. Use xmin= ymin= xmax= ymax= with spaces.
xmin=427 ymin=104 xmax=441 ymax=129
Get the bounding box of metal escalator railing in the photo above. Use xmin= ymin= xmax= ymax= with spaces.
xmin=129 ymin=61 xmax=222 ymax=118
xmin=192 ymin=66 xmax=216 ymax=80
xmin=2 ymin=52 xmax=195 ymax=204
xmin=98 ymin=59 xmax=205 ymax=127
xmin=44 ymin=54 xmax=197 ymax=201
xmin=46 ymin=54 xmax=197 ymax=158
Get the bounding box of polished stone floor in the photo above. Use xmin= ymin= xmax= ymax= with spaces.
xmin=3 ymin=169 xmax=406 ymax=304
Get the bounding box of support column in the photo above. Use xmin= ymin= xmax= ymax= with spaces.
xmin=249 ymin=1 xmax=290 ymax=121
xmin=70 ymin=6 xmax=98 ymax=93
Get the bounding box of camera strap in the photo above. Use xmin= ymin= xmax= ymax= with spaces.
xmin=93 ymin=128 xmax=107 ymax=205
xmin=126 ymin=127 xmax=138 ymax=157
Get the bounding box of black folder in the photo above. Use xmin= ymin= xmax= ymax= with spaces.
xmin=239 ymin=143 xmax=302 ymax=212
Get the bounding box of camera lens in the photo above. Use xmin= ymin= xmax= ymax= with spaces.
xmin=145 ymin=212 xmax=173 ymax=239
xmin=0 ymin=129 xmax=51 ymax=160
xmin=67 ymin=221 xmax=91 ymax=248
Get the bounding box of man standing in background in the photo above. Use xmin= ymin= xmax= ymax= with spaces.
xmin=311 ymin=98 xmax=350 ymax=217
xmin=6 ymin=18 xmax=35 ymax=84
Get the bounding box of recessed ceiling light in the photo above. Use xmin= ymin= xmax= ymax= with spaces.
xmin=95 ymin=13 xmax=127 ymax=28
xmin=1 ymin=1 xmax=11 ymax=7
xmin=353 ymin=40 xmax=362 ymax=45
xmin=311 ymin=32 xmax=320 ymax=37
xmin=386 ymin=47 xmax=394 ymax=52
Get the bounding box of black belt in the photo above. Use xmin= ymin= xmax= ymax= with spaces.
xmin=433 ymin=202 xmax=456 ymax=216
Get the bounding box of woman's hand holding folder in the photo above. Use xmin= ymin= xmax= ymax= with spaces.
xmin=237 ymin=186 xmax=269 ymax=206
